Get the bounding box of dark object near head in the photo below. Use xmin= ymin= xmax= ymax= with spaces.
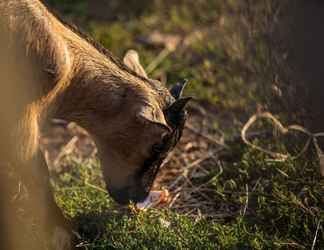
xmin=133 ymin=79 xmax=192 ymax=202
xmin=167 ymin=79 xmax=192 ymax=137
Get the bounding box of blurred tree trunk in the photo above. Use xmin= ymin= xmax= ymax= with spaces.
xmin=278 ymin=1 xmax=324 ymax=132
xmin=245 ymin=0 xmax=324 ymax=132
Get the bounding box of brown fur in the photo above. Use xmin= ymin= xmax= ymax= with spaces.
xmin=0 ymin=0 xmax=175 ymax=249
xmin=1 ymin=0 xmax=171 ymax=158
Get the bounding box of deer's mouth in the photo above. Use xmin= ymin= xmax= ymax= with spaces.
xmin=107 ymin=184 xmax=148 ymax=205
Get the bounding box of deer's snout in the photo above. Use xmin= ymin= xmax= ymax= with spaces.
xmin=107 ymin=184 xmax=149 ymax=205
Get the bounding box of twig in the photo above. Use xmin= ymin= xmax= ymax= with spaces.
xmin=242 ymin=184 xmax=249 ymax=217
xmin=311 ymin=220 xmax=321 ymax=250
xmin=251 ymin=178 xmax=261 ymax=192
xmin=274 ymin=241 xmax=306 ymax=249
xmin=54 ymin=136 xmax=79 ymax=166
xmin=241 ymin=111 xmax=324 ymax=176
xmin=313 ymin=135 xmax=324 ymax=177
xmin=84 ymin=180 xmax=107 ymax=194
xmin=69 ymin=175 xmax=107 ymax=194
xmin=227 ymin=130 xmax=273 ymax=144
xmin=145 ymin=48 xmax=171 ymax=74
xmin=169 ymin=192 xmax=181 ymax=208
xmin=193 ymin=160 xmax=223 ymax=189
xmin=168 ymin=154 xmax=213 ymax=190
xmin=161 ymin=150 xmax=176 ymax=169
xmin=241 ymin=112 xmax=312 ymax=161
xmin=185 ymin=123 xmax=227 ymax=148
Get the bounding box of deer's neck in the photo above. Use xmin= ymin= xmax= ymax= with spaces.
xmin=50 ymin=57 xmax=152 ymax=134
xmin=1 ymin=0 xmax=154 ymax=132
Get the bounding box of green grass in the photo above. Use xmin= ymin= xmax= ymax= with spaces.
xmin=52 ymin=142 xmax=324 ymax=249
xmin=46 ymin=0 xmax=324 ymax=249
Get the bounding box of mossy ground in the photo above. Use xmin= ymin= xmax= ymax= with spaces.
xmin=44 ymin=1 xmax=323 ymax=249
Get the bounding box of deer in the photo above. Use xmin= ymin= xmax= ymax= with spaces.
xmin=0 ymin=0 xmax=191 ymax=249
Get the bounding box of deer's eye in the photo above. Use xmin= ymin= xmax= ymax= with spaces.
xmin=152 ymin=142 xmax=164 ymax=153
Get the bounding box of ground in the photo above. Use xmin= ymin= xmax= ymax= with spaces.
xmin=39 ymin=1 xmax=323 ymax=249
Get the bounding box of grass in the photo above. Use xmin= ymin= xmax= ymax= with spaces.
xmin=52 ymin=143 xmax=323 ymax=249
xmin=43 ymin=0 xmax=324 ymax=249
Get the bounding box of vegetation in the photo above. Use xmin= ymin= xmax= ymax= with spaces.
xmin=43 ymin=1 xmax=323 ymax=249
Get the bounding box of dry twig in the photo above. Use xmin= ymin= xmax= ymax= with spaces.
xmin=311 ymin=220 xmax=321 ymax=250
xmin=241 ymin=112 xmax=324 ymax=176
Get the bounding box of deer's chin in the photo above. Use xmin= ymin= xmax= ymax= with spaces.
xmin=106 ymin=184 xmax=150 ymax=205
xmin=98 ymin=156 xmax=153 ymax=204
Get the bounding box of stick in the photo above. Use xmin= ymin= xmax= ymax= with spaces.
xmin=242 ymin=184 xmax=249 ymax=217
xmin=185 ymin=123 xmax=227 ymax=148
xmin=241 ymin=112 xmax=313 ymax=161
xmin=311 ymin=220 xmax=321 ymax=250
xmin=54 ymin=136 xmax=79 ymax=166
xmin=168 ymin=154 xmax=213 ymax=190
xmin=145 ymin=48 xmax=171 ymax=74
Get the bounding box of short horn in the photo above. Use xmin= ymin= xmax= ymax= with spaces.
xmin=170 ymin=79 xmax=189 ymax=99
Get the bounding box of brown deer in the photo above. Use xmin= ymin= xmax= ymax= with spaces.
xmin=0 ymin=0 xmax=190 ymax=249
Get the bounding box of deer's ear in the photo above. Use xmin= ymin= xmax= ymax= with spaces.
xmin=123 ymin=50 xmax=148 ymax=78
xmin=137 ymin=105 xmax=171 ymax=134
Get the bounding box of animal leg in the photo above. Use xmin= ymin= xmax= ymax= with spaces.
xmin=20 ymin=150 xmax=75 ymax=250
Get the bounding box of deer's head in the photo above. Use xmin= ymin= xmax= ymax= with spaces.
xmin=91 ymin=50 xmax=191 ymax=204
